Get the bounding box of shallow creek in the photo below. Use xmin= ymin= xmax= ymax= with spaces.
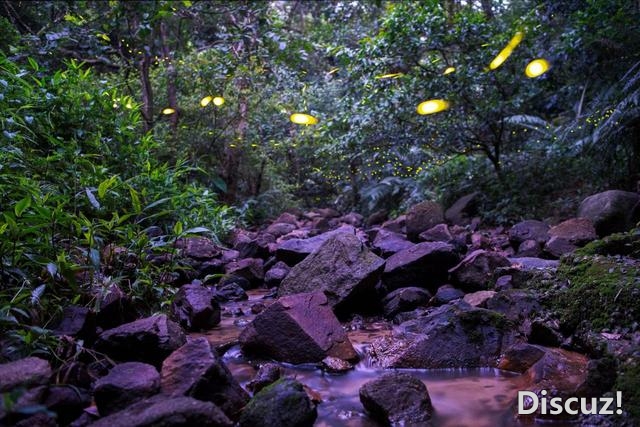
xmin=192 ymin=290 xmax=574 ymax=427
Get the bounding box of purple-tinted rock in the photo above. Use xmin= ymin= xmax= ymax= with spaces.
xmin=449 ymin=250 xmax=511 ymax=292
xmin=0 ymin=357 xmax=52 ymax=392
xmin=94 ymin=362 xmax=160 ymax=415
xmin=371 ymin=229 xmax=414 ymax=257
xmin=171 ymin=284 xmax=220 ymax=331
xmin=405 ymin=201 xmax=445 ymax=242
xmin=239 ymin=292 xmax=358 ymax=364
xmin=509 ymin=220 xmax=550 ymax=246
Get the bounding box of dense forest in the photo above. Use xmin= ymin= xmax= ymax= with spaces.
xmin=1 ymin=1 xmax=640 ymax=426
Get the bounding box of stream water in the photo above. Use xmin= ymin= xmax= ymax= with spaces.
xmin=193 ymin=290 xmax=575 ymax=427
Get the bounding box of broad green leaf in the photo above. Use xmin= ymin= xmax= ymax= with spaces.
xmin=173 ymin=221 xmax=183 ymax=235
xmin=14 ymin=197 xmax=31 ymax=217
xmin=129 ymin=187 xmax=141 ymax=214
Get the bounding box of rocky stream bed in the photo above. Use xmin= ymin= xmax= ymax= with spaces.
xmin=1 ymin=189 xmax=639 ymax=426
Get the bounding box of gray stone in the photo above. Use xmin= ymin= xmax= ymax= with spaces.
xmin=94 ymin=315 xmax=186 ymax=367
xmin=382 ymin=287 xmax=431 ymax=317
xmin=239 ymin=292 xmax=358 ymax=364
xmin=278 ymin=232 xmax=384 ymax=317
xmin=94 ymin=362 xmax=160 ymax=416
xmin=383 ymin=242 xmax=459 ymax=292
xmin=578 ymin=190 xmax=640 ymax=236
xmin=509 ymin=220 xmax=550 ymax=246
xmin=161 ymin=337 xmax=248 ymax=419
xmin=359 ymin=372 xmax=433 ymax=426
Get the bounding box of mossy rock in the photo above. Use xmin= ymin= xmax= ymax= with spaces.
xmin=553 ymin=254 xmax=640 ymax=332
xmin=615 ymin=361 xmax=640 ymax=424
xmin=575 ymin=229 xmax=640 ymax=258
xmin=238 ymin=378 xmax=316 ymax=427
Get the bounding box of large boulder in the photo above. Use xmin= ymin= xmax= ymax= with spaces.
xmin=239 ymin=292 xmax=358 ymax=364
xmin=171 ymin=284 xmax=220 ymax=331
xmin=369 ymin=302 xmax=510 ymax=368
xmin=89 ymin=395 xmax=232 ymax=427
xmin=578 ymin=190 xmax=640 ymax=236
xmin=406 ymin=201 xmax=445 ymax=242
xmin=448 ymin=250 xmax=511 ymax=292
xmin=277 ymin=232 xmax=384 ymax=317
xmin=161 ymin=337 xmax=248 ymax=420
xmin=0 ymin=357 xmax=51 ymax=392
xmin=275 ymin=225 xmax=357 ymax=265
xmin=445 ymin=192 xmax=480 ymax=226
xmin=94 ymin=362 xmax=160 ymax=416
xmin=174 ymin=237 xmax=220 ymax=260
xmin=359 ymin=372 xmax=433 ymax=426
xmin=382 ymin=242 xmax=459 ymax=292
xmin=509 ymin=220 xmax=550 ymax=247
xmin=94 ymin=315 xmax=186 ymax=367
xmin=238 ymin=379 xmax=317 ymax=427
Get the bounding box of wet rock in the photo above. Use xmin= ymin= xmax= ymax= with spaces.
xmin=54 ymin=306 xmax=96 ymax=341
xmin=578 ymin=190 xmax=640 ymax=237
xmin=264 ymin=261 xmax=290 ymax=287
xmin=383 ymin=242 xmax=459 ymax=292
xmin=238 ymin=379 xmax=317 ymax=427
xmin=89 ymin=395 xmax=232 ymax=427
xmin=96 ymin=284 xmax=137 ymax=330
xmin=278 ymin=232 xmax=384 ymax=317
xmin=214 ymin=281 xmax=248 ymax=302
xmin=265 ymin=222 xmax=297 ymax=238
xmin=175 ymin=237 xmax=220 ymax=260
xmin=94 ymin=315 xmax=186 ymax=367
xmin=161 ymin=337 xmax=248 ymax=419
xmin=406 ymin=201 xmax=445 ymax=242
xmin=43 ymin=385 xmax=92 ymax=425
xmin=463 ymin=290 xmax=496 ymax=307
xmin=371 ymin=229 xmax=414 ymax=257
xmin=94 ymin=362 xmax=160 ymax=416
xmin=445 ymin=192 xmax=480 ymax=226
xmin=275 ymin=225 xmax=358 ymax=265
xmin=247 ymin=363 xmax=282 ymax=394
xmin=171 ymin=284 xmax=220 ymax=331
xmin=518 ymin=347 xmax=590 ymax=421
xmin=0 ymin=357 xmax=52 ymax=392
xmin=382 ymin=287 xmax=431 ymax=318
xmin=419 ymin=223 xmax=453 ymax=242
xmin=250 ymin=302 xmax=266 ymax=314
xmin=509 ymin=220 xmax=550 ymax=246
xmin=430 ymin=285 xmax=465 ymax=306
xmin=370 ymin=302 xmax=510 ymax=368
xmin=224 ymin=258 xmax=264 ymax=288
xmin=320 ymin=356 xmax=354 ymax=373
xmin=239 ymin=292 xmax=358 ymax=364
xmin=516 ymin=239 xmax=543 ymax=257
xmin=497 ymin=343 xmax=546 ymax=373
xmin=359 ymin=372 xmax=433 ymax=426
xmin=449 ymin=250 xmax=511 ymax=292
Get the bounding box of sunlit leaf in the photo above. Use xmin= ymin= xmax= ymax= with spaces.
xmin=416 ymin=99 xmax=449 ymax=115
xmin=290 ymin=113 xmax=318 ymax=125
xmin=525 ymin=58 xmax=550 ymax=78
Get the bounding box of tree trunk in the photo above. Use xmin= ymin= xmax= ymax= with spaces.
xmin=160 ymin=21 xmax=178 ymax=131
xmin=139 ymin=52 xmax=154 ymax=132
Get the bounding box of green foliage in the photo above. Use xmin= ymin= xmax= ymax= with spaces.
xmin=0 ymin=53 xmax=235 ymax=361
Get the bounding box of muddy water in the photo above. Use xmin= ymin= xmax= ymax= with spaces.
xmin=193 ymin=291 xmax=571 ymax=427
